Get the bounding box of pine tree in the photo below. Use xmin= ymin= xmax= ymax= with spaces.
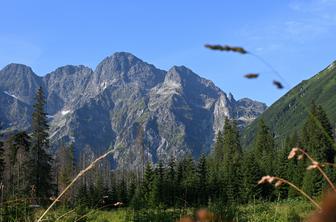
xmin=211 ymin=127 xmax=226 ymax=203
xmin=142 ymin=162 xmax=154 ymax=207
xmin=222 ymin=119 xmax=243 ymax=203
xmin=27 ymin=87 xmax=53 ymax=204
xmin=274 ymin=138 xmax=291 ymax=198
xmin=208 ymin=158 xmax=222 ymax=202
xmin=253 ymin=119 xmax=275 ymax=199
xmin=180 ymin=156 xmax=197 ymax=206
xmin=302 ymin=103 xmax=335 ymax=196
xmin=214 ymin=130 xmax=224 ymax=163
xmin=285 ymin=132 xmax=305 ymax=198
xmin=155 ymin=162 xmax=165 ymax=205
xmin=149 ymin=174 xmax=161 ymax=208
xmin=166 ymin=158 xmax=176 ymax=206
xmin=241 ymin=150 xmax=262 ymax=202
xmin=254 ymin=119 xmax=275 ymax=175
xmin=196 ymin=154 xmax=208 ymax=205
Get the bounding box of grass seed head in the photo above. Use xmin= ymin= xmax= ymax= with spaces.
xmin=204 ymin=44 xmax=247 ymax=54
xmin=244 ymin=73 xmax=259 ymax=79
xmin=275 ymin=180 xmax=284 ymax=187
xmin=258 ymin=175 xmax=275 ymax=184
xmin=288 ymin=147 xmax=299 ymax=159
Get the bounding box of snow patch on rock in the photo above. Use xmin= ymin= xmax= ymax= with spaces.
xmin=61 ymin=110 xmax=71 ymax=115
xmin=3 ymin=91 xmax=19 ymax=100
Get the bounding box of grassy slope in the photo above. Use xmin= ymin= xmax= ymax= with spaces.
xmin=242 ymin=61 xmax=336 ymax=148
xmin=33 ymin=200 xmax=312 ymax=222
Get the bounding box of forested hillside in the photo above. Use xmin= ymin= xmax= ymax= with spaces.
xmin=242 ymin=61 xmax=336 ymax=147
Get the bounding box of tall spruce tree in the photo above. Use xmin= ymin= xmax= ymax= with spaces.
xmin=28 ymin=87 xmax=53 ymax=203
xmin=166 ymin=158 xmax=177 ymax=206
xmin=254 ymin=119 xmax=275 ymax=175
xmin=282 ymin=132 xmax=305 ymax=198
xmin=241 ymin=150 xmax=262 ymax=202
xmin=210 ymin=129 xmax=225 ymax=202
xmin=214 ymin=130 xmax=224 ymax=163
xmin=181 ymin=156 xmax=197 ymax=205
xmin=222 ymin=119 xmax=243 ymax=203
xmin=302 ymin=103 xmax=335 ymax=196
xmin=253 ymin=119 xmax=275 ymax=199
xmin=142 ymin=162 xmax=154 ymax=207
xmin=196 ymin=154 xmax=208 ymax=205
xmin=155 ymin=162 xmax=165 ymax=205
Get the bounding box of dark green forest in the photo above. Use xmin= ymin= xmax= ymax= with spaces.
xmin=1 ymin=87 xmax=336 ymax=222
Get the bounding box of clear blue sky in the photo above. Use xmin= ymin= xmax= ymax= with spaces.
xmin=1 ymin=0 xmax=336 ymax=105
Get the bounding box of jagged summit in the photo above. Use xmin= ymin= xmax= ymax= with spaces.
xmin=0 ymin=52 xmax=266 ymax=168
xmin=1 ymin=63 xmax=35 ymax=75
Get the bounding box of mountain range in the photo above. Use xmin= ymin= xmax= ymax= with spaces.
xmin=0 ymin=52 xmax=266 ymax=168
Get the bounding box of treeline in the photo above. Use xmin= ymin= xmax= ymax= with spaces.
xmin=0 ymin=88 xmax=53 ymax=205
xmin=0 ymin=87 xmax=335 ymax=214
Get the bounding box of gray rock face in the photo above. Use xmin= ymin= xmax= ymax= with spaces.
xmin=44 ymin=65 xmax=94 ymax=114
xmin=0 ymin=52 xmax=266 ymax=168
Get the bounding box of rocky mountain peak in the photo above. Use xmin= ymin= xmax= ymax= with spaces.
xmin=166 ymin=65 xmax=202 ymax=82
xmin=50 ymin=65 xmax=92 ymax=76
xmin=0 ymin=52 xmax=267 ymax=169
xmin=1 ymin=63 xmax=35 ymax=75
xmin=227 ymin=93 xmax=235 ymax=103
xmin=0 ymin=63 xmax=42 ymax=105
xmin=95 ymin=52 xmax=145 ymax=75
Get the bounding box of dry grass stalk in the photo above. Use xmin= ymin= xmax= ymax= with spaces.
xmin=204 ymin=43 xmax=287 ymax=89
xmin=204 ymin=44 xmax=247 ymax=54
xmin=54 ymin=209 xmax=75 ymax=222
xmin=244 ymin=73 xmax=259 ymax=79
xmin=288 ymin=147 xmax=336 ymax=192
xmin=37 ymin=149 xmax=114 ymax=222
xmin=258 ymin=175 xmax=321 ymax=210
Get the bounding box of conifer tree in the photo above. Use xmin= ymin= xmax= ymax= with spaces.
xmin=27 ymin=87 xmax=53 ymax=203
xmin=222 ymin=119 xmax=242 ymax=203
xmin=149 ymin=175 xmax=161 ymax=207
xmin=253 ymin=119 xmax=275 ymax=199
xmin=180 ymin=156 xmax=197 ymax=205
xmin=254 ymin=119 xmax=275 ymax=175
xmin=241 ymin=150 xmax=262 ymax=202
xmin=166 ymin=158 xmax=176 ymax=206
xmin=214 ymin=130 xmax=224 ymax=163
xmin=283 ymin=132 xmax=305 ymax=198
xmin=142 ymin=162 xmax=154 ymax=207
xmin=196 ymin=154 xmax=208 ymax=205
xmin=274 ymin=139 xmax=291 ymax=198
xmin=155 ymin=162 xmax=165 ymax=205
xmin=302 ymin=103 xmax=335 ymax=196
xmin=209 ymin=130 xmax=225 ymax=203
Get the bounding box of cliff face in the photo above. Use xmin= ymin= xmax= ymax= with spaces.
xmin=0 ymin=52 xmax=266 ymax=168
